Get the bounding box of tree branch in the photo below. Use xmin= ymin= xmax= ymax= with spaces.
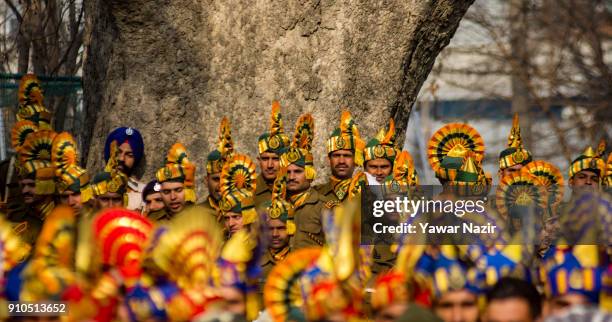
xmin=4 ymin=0 xmax=23 ymax=23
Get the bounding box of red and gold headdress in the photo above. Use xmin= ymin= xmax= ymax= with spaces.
xmin=156 ymin=142 xmax=196 ymax=202
xmin=93 ymin=209 xmax=153 ymax=285
xmin=326 ymin=111 xmax=365 ymax=166
xmin=304 ymin=277 xmax=363 ymax=321
xmin=219 ymin=154 xmax=258 ymax=225
xmin=428 ymin=123 xmax=485 ymax=182
xmin=371 ymin=270 xmax=410 ymax=311
xmin=18 ymin=129 xmax=57 ymax=195
xmin=280 ymin=114 xmax=316 ymax=180
xmin=145 ymin=206 xmax=223 ymax=319
xmin=151 ymin=206 xmax=223 ymax=289
xmin=51 ymin=132 xmax=93 ymax=202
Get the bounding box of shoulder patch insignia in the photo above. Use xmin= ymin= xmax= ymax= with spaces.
xmin=13 ymin=221 xmax=28 ymax=234
xmin=324 ymin=200 xmax=339 ymax=209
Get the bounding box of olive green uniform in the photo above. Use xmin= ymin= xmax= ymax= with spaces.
xmin=148 ymin=202 xmax=195 ymax=222
xmin=315 ymin=180 xmax=341 ymax=203
xmin=260 ymin=250 xmax=276 ymax=281
xmin=260 ymin=247 xmax=290 ymax=279
xmin=291 ymin=188 xmax=326 ymax=250
xmin=147 ymin=208 xmax=173 ymax=222
xmin=198 ymin=195 xmax=222 ymax=221
xmin=6 ymin=199 xmax=54 ymax=247
xmin=0 ymin=157 xmax=22 ymax=214
xmin=7 ymin=211 xmax=43 ymax=247
xmin=254 ymin=175 xmax=273 ymax=210
xmin=371 ymin=245 xmax=396 ymax=276
xmin=259 ymin=247 xmax=290 ymax=294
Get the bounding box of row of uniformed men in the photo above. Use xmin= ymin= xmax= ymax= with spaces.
xmin=1 ymin=74 xmax=611 ymax=321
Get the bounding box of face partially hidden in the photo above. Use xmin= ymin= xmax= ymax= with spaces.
xmin=484 ymin=298 xmax=534 ymax=322
xmin=224 ymin=211 xmax=243 ymax=235
xmin=499 ymin=164 xmax=523 ymax=179
xmin=267 ymin=218 xmax=289 ymax=250
xmin=286 ymin=164 xmax=310 ymax=194
xmin=374 ymin=302 xmax=409 ymax=322
xmin=160 ymin=181 xmax=186 ymax=214
xmin=434 ymin=289 xmax=479 ymax=322
xmin=546 ymin=293 xmax=590 ymax=317
xmin=59 ymin=190 xmax=83 ymax=211
xmin=569 ymin=170 xmax=600 ymax=190
xmin=144 ymin=192 xmax=165 ymax=214
xmin=218 ymin=286 xmax=245 ymax=317
xmin=19 ymin=178 xmax=37 ymax=204
xmin=206 ymin=172 xmax=221 ymax=201
xmin=365 ymin=158 xmax=392 ymax=183
xmin=96 ymin=192 xmax=123 ymax=209
xmin=117 ymin=142 xmax=135 ymax=175
xmin=258 ymin=152 xmax=281 ymax=182
xmin=329 ymin=150 xmax=355 ymax=180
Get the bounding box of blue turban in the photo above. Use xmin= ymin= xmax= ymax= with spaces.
xmin=104 ymin=127 xmax=145 ymax=167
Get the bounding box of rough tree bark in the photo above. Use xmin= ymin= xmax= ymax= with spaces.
xmin=83 ymin=0 xmax=474 ymax=195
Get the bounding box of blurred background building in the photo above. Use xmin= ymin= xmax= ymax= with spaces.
xmin=406 ymin=0 xmax=612 ymax=185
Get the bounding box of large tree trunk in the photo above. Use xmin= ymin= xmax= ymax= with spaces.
xmin=83 ymin=0 xmax=474 ymax=194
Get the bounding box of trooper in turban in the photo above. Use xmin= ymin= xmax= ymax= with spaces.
xmin=103 ymin=127 xmax=146 ymax=210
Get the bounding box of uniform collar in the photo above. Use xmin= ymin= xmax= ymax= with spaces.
xmin=320 ymin=180 xmax=334 ymax=195
xmin=255 ymin=175 xmax=273 ymax=195
xmin=303 ymin=187 xmax=321 ymax=205
xmin=148 ymin=208 xmax=173 ymax=221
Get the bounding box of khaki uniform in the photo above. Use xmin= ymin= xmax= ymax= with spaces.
xmin=259 ymin=247 xmax=290 ymax=294
xmin=371 ymin=244 xmax=396 ymax=276
xmin=147 ymin=208 xmax=175 ymax=222
xmin=6 ymin=199 xmax=54 ymax=246
xmin=315 ymin=180 xmax=340 ymax=203
xmin=260 ymin=247 xmax=290 ymax=279
xmin=198 ymin=195 xmax=221 ymax=221
xmin=254 ymin=175 xmax=273 ymax=210
xmin=7 ymin=212 xmax=43 ymax=247
xmin=149 ymin=203 xmax=212 ymax=223
xmin=291 ymin=188 xmax=326 ymax=250
xmin=0 ymin=157 xmax=22 ymax=214
xmin=260 ymin=251 xmax=276 ymax=281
